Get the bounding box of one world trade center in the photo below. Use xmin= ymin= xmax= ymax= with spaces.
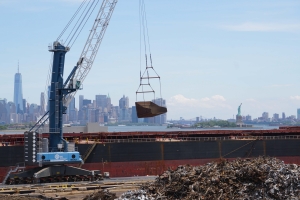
xmin=14 ymin=64 xmax=23 ymax=114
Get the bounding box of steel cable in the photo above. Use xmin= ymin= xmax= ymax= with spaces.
xmin=57 ymin=0 xmax=88 ymax=42
xmin=65 ymin=0 xmax=93 ymax=46
xmin=70 ymin=0 xmax=100 ymax=48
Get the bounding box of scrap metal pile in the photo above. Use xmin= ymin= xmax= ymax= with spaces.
xmin=83 ymin=189 xmax=117 ymax=200
xmin=117 ymin=190 xmax=153 ymax=200
xmin=139 ymin=157 xmax=300 ymax=200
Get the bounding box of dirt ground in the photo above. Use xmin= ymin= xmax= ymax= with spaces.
xmin=0 ymin=187 xmax=139 ymax=200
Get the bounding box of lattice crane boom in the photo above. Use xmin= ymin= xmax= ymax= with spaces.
xmin=64 ymin=0 xmax=117 ymax=106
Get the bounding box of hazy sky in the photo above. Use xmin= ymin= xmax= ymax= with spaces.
xmin=0 ymin=0 xmax=300 ymax=120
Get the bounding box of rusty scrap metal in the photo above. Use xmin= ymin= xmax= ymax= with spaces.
xmin=83 ymin=189 xmax=117 ymax=200
xmin=139 ymin=157 xmax=300 ymax=200
xmin=117 ymin=190 xmax=155 ymax=200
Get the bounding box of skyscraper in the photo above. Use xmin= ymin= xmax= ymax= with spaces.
xmin=40 ymin=92 xmax=45 ymax=115
xmin=131 ymin=106 xmax=138 ymax=123
xmin=79 ymin=95 xmax=84 ymax=111
xmin=95 ymin=95 xmax=107 ymax=111
xmin=119 ymin=95 xmax=129 ymax=121
xmin=273 ymin=113 xmax=279 ymax=122
xmin=119 ymin=95 xmax=129 ymax=109
xmin=13 ymin=64 xmax=24 ymax=114
xmin=262 ymin=112 xmax=269 ymax=121
xmin=297 ymin=109 xmax=300 ymax=120
xmin=68 ymin=97 xmax=77 ymax=121
xmin=0 ymin=99 xmax=8 ymax=124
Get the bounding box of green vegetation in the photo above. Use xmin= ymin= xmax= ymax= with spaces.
xmin=0 ymin=125 xmax=7 ymax=130
xmin=195 ymin=120 xmax=236 ymax=128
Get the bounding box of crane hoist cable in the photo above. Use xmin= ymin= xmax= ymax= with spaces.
xmin=135 ymin=0 xmax=167 ymax=118
xmin=136 ymin=0 xmax=164 ymax=104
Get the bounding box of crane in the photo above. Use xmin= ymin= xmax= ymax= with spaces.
xmin=5 ymin=0 xmax=118 ymax=184
xmin=44 ymin=0 xmax=117 ymax=164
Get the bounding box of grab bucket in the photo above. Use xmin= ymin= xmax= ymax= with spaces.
xmin=135 ymin=101 xmax=167 ymax=118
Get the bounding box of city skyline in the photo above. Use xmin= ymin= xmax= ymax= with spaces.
xmin=0 ymin=63 xmax=300 ymax=120
xmin=1 ymin=1 xmax=300 ymax=119
xmin=3 ymin=83 xmax=300 ymax=122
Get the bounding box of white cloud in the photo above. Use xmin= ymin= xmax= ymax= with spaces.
xmin=200 ymin=97 xmax=210 ymax=101
xmin=290 ymin=96 xmax=300 ymax=100
xmin=168 ymin=94 xmax=229 ymax=108
xmin=222 ymin=22 xmax=300 ymax=32
xmin=211 ymin=95 xmax=226 ymax=101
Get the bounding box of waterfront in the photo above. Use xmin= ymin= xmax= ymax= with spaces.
xmin=0 ymin=124 xmax=280 ymax=135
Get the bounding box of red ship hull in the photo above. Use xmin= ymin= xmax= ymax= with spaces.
xmin=1 ymin=126 xmax=300 ymax=183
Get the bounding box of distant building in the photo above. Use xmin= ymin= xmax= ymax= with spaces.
xmin=83 ymin=99 xmax=91 ymax=107
xmin=262 ymin=112 xmax=269 ymax=121
xmin=119 ymin=95 xmax=129 ymax=109
xmin=131 ymin=106 xmax=138 ymax=123
xmin=79 ymin=95 xmax=84 ymax=111
xmin=106 ymin=94 xmax=111 ymax=113
xmin=153 ymin=98 xmax=167 ymax=124
xmin=14 ymin=66 xmax=24 ymax=114
xmin=144 ymin=98 xmax=167 ymax=124
xmin=40 ymin=92 xmax=45 ymax=115
xmin=95 ymin=95 xmax=107 ymax=111
xmin=88 ymin=108 xmax=97 ymax=123
xmin=273 ymin=113 xmax=279 ymax=122
xmin=23 ymin=99 xmax=27 ymax=114
xmin=297 ymin=109 xmax=300 ymax=120
xmin=119 ymin=95 xmax=130 ymax=121
xmin=68 ymin=97 xmax=77 ymax=122
xmin=245 ymin=115 xmax=252 ymax=121
xmin=282 ymin=112 xmax=286 ymax=120
xmin=0 ymin=99 xmax=8 ymax=124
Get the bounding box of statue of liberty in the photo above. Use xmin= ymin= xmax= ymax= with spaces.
xmin=237 ymin=103 xmax=242 ymax=116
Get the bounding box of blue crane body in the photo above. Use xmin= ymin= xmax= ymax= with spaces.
xmin=35 ymin=42 xmax=82 ymax=165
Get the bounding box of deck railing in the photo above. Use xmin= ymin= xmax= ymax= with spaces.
xmin=2 ymin=135 xmax=300 ymax=146
xmin=76 ymin=135 xmax=300 ymax=144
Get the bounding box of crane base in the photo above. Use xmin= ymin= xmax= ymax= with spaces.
xmin=6 ymin=165 xmax=101 ymax=184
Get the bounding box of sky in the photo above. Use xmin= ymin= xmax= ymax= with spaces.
xmin=0 ymin=0 xmax=300 ymax=120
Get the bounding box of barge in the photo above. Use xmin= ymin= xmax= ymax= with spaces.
xmin=0 ymin=126 xmax=300 ymax=183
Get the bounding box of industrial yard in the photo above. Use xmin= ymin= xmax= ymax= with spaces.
xmin=0 ymin=0 xmax=299 ymax=199
xmin=2 ymin=157 xmax=300 ymax=199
